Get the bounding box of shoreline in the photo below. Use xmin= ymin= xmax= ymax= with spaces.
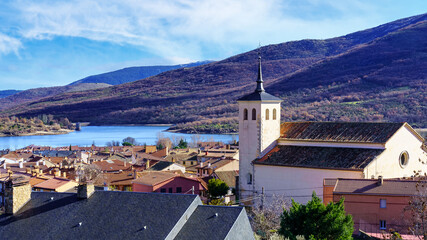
xmin=0 ymin=129 xmax=74 ymax=138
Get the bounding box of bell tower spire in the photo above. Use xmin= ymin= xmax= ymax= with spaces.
xmin=255 ymin=53 xmax=265 ymax=93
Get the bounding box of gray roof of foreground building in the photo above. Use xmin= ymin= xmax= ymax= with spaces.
xmin=175 ymin=205 xmax=254 ymax=240
xmin=0 ymin=191 xmax=200 ymax=240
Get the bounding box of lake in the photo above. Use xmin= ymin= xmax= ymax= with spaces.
xmin=0 ymin=126 xmax=238 ymax=150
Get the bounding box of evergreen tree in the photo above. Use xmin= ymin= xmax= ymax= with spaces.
xmin=207 ymin=178 xmax=229 ymax=199
xmin=279 ymin=192 xmax=353 ymax=240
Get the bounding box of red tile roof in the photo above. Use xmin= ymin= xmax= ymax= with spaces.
xmin=333 ymin=178 xmax=423 ymax=196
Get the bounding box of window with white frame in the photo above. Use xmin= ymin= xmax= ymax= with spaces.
xmin=380 ymin=199 xmax=387 ymax=208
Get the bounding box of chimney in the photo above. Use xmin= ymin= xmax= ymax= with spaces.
xmin=4 ymin=178 xmax=31 ymax=215
xmin=208 ymin=163 xmax=211 ymax=168
xmin=3 ymin=163 xmax=6 ymax=169
xmin=19 ymin=162 xmax=23 ymax=169
xmin=26 ymin=167 xmax=31 ymax=174
xmin=42 ymin=160 xmax=46 ymax=166
xmin=133 ymin=169 xmax=137 ymax=179
xmin=146 ymin=160 xmax=150 ymax=169
xmin=55 ymin=169 xmax=61 ymax=177
xmin=36 ymin=161 xmax=39 ymax=167
xmin=377 ymin=176 xmax=383 ymax=186
xmin=198 ymin=149 xmax=201 ymax=154
xmin=200 ymin=162 xmax=203 ymax=168
xmin=77 ymin=184 xmax=95 ymax=199
xmin=62 ymin=172 xmax=67 ymax=178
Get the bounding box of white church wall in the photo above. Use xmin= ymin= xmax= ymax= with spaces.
xmin=254 ymin=164 xmax=363 ymax=203
xmin=364 ymin=125 xmax=427 ymax=179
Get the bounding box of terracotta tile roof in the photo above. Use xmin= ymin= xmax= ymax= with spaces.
xmin=29 ymin=176 xmax=51 ymax=186
xmin=93 ymin=159 xmax=130 ymax=172
xmin=254 ymin=145 xmax=383 ymax=170
xmin=333 ymin=178 xmax=423 ymax=196
xmin=132 ymin=171 xmax=180 ymax=186
xmin=95 ymin=171 xmax=136 ymax=187
xmin=33 ymin=177 xmax=76 ymax=190
xmin=280 ymin=122 xmax=404 ymax=143
xmin=214 ymin=171 xmax=238 ymax=188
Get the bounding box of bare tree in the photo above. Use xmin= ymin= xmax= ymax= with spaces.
xmin=407 ymin=173 xmax=427 ymax=239
xmin=76 ymin=164 xmax=102 ymax=184
xmin=250 ymin=194 xmax=290 ymax=240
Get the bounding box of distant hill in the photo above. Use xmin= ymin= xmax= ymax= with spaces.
xmin=0 ymin=61 xmax=211 ymax=111
xmin=2 ymin=13 xmax=427 ymax=129
xmin=69 ymin=61 xmax=213 ymax=86
xmin=0 ymin=90 xmax=21 ymax=98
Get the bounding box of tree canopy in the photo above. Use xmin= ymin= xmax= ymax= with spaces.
xmin=207 ymin=178 xmax=229 ymax=199
xmin=279 ymin=192 xmax=353 ymax=240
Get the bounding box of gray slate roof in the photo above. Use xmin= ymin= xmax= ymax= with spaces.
xmin=0 ymin=191 xmax=199 ymax=240
xmin=149 ymin=161 xmax=175 ymax=171
xmin=280 ymin=122 xmax=404 ymax=143
xmin=237 ymin=91 xmax=282 ymax=101
xmin=175 ymin=205 xmax=254 ymax=240
xmin=0 ymin=191 xmax=253 ymax=240
xmin=254 ymin=145 xmax=384 ymax=170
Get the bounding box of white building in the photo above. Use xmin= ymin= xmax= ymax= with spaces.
xmin=238 ymin=56 xmax=427 ymax=204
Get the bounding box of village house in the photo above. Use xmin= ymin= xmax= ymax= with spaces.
xmin=323 ymin=178 xmax=424 ymax=238
xmin=238 ymin=55 xmax=427 ymax=203
xmin=0 ymin=177 xmax=254 ymax=239
xmin=132 ymin=171 xmax=206 ymax=195
xmin=147 ymin=161 xmax=186 ymax=173
xmin=32 ymin=177 xmax=78 ymax=192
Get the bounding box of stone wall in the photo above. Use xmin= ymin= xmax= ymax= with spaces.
xmin=5 ymin=183 xmax=31 ymax=214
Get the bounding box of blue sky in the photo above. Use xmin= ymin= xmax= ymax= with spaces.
xmin=0 ymin=0 xmax=426 ymax=90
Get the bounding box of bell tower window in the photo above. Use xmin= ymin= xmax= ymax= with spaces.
xmin=266 ymin=109 xmax=269 ymax=120
xmin=243 ymin=108 xmax=248 ymax=120
xmin=273 ymin=109 xmax=277 ymax=120
xmin=252 ymin=108 xmax=256 ymax=120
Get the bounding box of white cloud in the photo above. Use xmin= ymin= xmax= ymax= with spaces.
xmin=7 ymin=0 xmax=416 ymax=61
xmin=0 ymin=33 xmax=22 ymax=56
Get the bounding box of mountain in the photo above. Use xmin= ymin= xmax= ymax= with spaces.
xmin=0 ymin=90 xmax=22 ymax=98
xmin=69 ymin=61 xmax=213 ymax=86
xmin=2 ymin=13 xmax=427 ymax=129
xmin=0 ymin=61 xmax=212 ymax=111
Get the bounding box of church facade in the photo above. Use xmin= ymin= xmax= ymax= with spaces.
xmin=238 ymin=57 xmax=427 ymax=203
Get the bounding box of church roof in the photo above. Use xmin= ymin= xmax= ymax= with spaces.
xmin=280 ymin=122 xmax=404 ymax=143
xmin=237 ymin=91 xmax=282 ymax=101
xmin=254 ymin=145 xmax=384 ymax=170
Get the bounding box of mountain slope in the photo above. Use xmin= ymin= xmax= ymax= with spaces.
xmin=0 ymin=90 xmax=22 ymax=98
xmin=2 ymin=13 xmax=427 ymax=128
xmin=69 ymin=61 xmax=213 ymax=86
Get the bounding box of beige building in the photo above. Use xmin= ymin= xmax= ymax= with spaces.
xmin=238 ymin=57 xmax=427 ymax=204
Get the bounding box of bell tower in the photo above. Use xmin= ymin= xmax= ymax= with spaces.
xmin=237 ymin=53 xmax=282 ymax=202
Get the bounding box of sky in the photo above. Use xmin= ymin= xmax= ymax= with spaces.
xmin=0 ymin=0 xmax=426 ymax=90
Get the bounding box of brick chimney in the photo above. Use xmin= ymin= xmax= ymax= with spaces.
xmin=146 ymin=160 xmax=150 ymax=169
xmin=4 ymin=178 xmax=31 ymax=215
xmin=77 ymin=184 xmax=95 ymax=199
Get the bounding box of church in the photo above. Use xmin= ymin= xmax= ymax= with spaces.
xmin=237 ymin=56 xmax=427 ymax=203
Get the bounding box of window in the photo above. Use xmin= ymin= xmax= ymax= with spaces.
xmin=399 ymin=151 xmax=409 ymax=168
xmin=252 ymin=108 xmax=256 ymax=120
xmin=380 ymin=199 xmax=386 ymax=208
xmin=247 ymin=173 xmax=252 ymax=185
xmin=176 ymin=187 xmax=182 ymax=193
xmin=379 ymin=220 xmax=386 ymax=230
xmin=160 ymin=188 xmax=166 ymax=193
xmin=273 ymin=109 xmax=277 ymax=120
xmin=169 ymin=188 xmax=173 ymax=193
xmin=266 ymin=109 xmax=269 ymax=120
xmin=243 ymin=108 xmax=248 ymax=120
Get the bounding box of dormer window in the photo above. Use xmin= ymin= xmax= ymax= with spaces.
xmin=243 ymin=108 xmax=248 ymax=120
xmin=252 ymin=109 xmax=256 ymax=120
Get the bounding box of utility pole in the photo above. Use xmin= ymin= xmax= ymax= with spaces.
xmin=261 ymin=187 xmax=265 ymax=210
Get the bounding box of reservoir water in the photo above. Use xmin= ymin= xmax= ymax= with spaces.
xmin=0 ymin=126 xmax=238 ymax=150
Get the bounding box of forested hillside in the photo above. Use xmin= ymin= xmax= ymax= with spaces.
xmin=1 ymin=13 xmax=426 ymax=130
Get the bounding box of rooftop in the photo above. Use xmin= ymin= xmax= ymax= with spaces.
xmin=280 ymin=122 xmax=405 ymax=143
xmin=333 ymin=178 xmax=423 ymax=196
xmin=254 ymin=145 xmax=383 ymax=170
